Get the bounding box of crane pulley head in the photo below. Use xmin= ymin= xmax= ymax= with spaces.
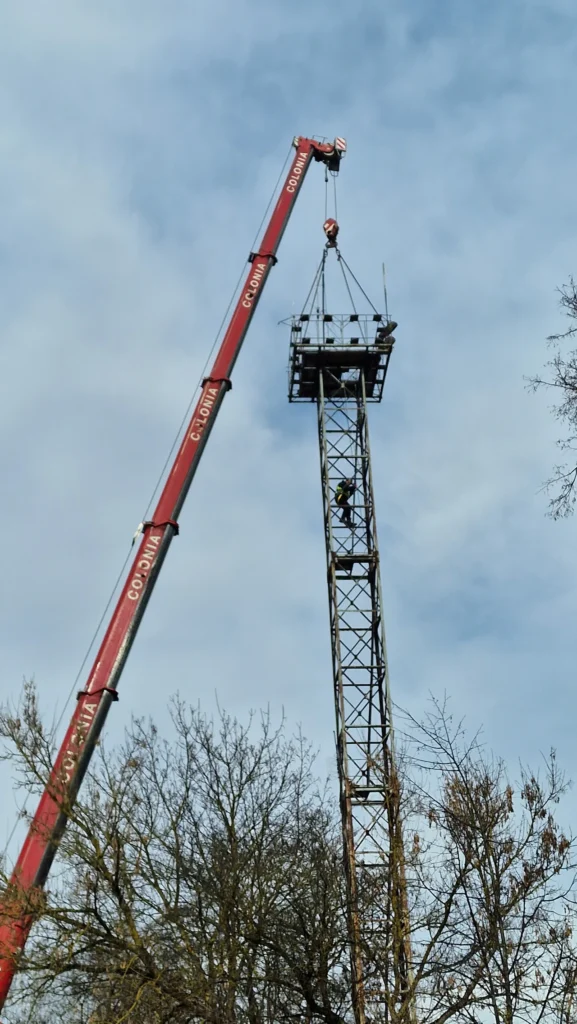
xmin=294 ymin=136 xmax=346 ymax=173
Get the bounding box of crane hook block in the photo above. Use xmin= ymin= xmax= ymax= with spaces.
xmin=323 ymin=218 xmax=339 ymax=247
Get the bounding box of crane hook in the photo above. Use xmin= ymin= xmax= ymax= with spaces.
xmin=323 ymin=218 xmax=339 ymax=248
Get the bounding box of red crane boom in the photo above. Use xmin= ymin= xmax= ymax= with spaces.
xmin=0 ymin=134 xmax=346 ymax=1012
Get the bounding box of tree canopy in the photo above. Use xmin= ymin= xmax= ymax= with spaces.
xmin=1 ymin=686 xmax=575 ymax=1024
xmin=528 ymin=279 xmax=577 ymax=517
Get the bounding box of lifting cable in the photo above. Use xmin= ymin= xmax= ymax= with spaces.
xmin=303 ymin=159 xmax=380 ymax=329
xmin=299 ymin=250 xmax=327 ymax=317
xmin=1 ymin=144 xmax=296 ymax=867
xmin=299 ymin=247 xmax=379 ymax=330
xmin=141 ymin=143 xmax=294 ymax=523
xmin=337 ymin=257 xmax=359 ymax=320
xmin=323 ymin=158 xmax=339 ymax=224
xmin=338 ymin=253 xmax=378 ymax=313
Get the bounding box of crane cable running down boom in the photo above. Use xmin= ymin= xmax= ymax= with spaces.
xmin=0 ymin=135 xmax=346 ymax=1014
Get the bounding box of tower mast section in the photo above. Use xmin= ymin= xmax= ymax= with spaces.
xmin=288 ymin=256 xmax=416 ymax=1024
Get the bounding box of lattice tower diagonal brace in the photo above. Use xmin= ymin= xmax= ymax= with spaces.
xmin=317 ymin=370 xmax=415 ymax=1024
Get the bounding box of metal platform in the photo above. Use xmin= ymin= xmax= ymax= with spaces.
xmin=287 ymin=313 xmax=395 ymax=403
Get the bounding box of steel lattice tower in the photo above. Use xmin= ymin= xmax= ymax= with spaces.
xmin=288 ymin=280 xmax=415 ymax=1024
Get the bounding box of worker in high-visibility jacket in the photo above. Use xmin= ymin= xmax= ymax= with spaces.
xmin=335 ymin=478 xmax=356 ymax=527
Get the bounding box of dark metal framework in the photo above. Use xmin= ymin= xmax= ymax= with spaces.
xmin=289 ymin=311 xmax=415 ymax=1024
xmin=288 ymin=313 xmax=392 ymax=403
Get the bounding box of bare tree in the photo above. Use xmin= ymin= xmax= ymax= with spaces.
xmin=399 ymin=699 xmax=576 ymax=1024
xmin=0 ymin=686 xmax=576 ymax=1024
xmin=0 ymin=685 xmax=350 ymax=1024
xmin=527 ymin=278 xmax=577 ymax=517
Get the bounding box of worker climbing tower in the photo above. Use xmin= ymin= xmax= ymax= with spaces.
xmin=288 ymin=236 xmax=416 ymax=1024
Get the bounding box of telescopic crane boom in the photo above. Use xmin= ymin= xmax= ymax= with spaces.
xmin=0 ymin=134 xmax=346 ymax=1013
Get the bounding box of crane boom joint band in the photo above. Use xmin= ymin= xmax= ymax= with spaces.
xmin=142 ymin=519 xmax=180 ymax=535
xmin=248 ymin=251 xmax=278 ymax=265
xmin=76 ymin=687 xmax=119 ymax=702
xmin=202 ymin=376 xmax=232 ymax=392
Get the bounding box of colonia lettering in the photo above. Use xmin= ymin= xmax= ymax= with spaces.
xmin=286 ymin=150 xmax=308 ymax=193
xmin=189 ymin=385 xmax=219 ymax=442
xmin=60 ymin=699 xmax=99 ymax=784
xmin=127 ymin=535 xmax=161 ymax=601
xmin=241 ymin=262 xmax=266 ymax=310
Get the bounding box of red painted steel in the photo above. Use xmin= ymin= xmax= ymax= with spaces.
xmin=0 ymin=135 xmax=345 ymax=1011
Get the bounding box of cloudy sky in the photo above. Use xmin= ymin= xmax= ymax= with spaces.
xmin=1 ymin=0 xmax=577 ymax=866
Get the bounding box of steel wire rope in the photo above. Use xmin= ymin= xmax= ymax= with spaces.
xmin=2 ymin=803 xmax=25 ymax=865
xmin=141 ymin=143 xmax=294 ymax=521
xmin=1 ymin=145 xmax=295 ymax=865
xmin=299 ymin=250 xmax=327 ymax=317
xmin=1 ymin=546 xmax=135 ymax=862
xmin=328 ymin=161 xmax=376 ymax=325
xmin=324 ymin=161 xmax=338 ymax=223
xmin=321 ymin=251 xmax=327 ymax=333
xmin=338 ymin=253 xmax=379 ymax=313
xmin=337 ymin=251 xmax=358 ymax=317
xmin=138 ymin=255 xmax=250 ymax=527
xmin=336 ymin=251 xmax=380 ymax=345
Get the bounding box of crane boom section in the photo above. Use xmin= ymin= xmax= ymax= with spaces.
xmin=0 ymin=134 xmax=346 ymax=1011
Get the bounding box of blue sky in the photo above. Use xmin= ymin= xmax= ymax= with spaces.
xmin=1 ymin=0 xmax=577 ymax=865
